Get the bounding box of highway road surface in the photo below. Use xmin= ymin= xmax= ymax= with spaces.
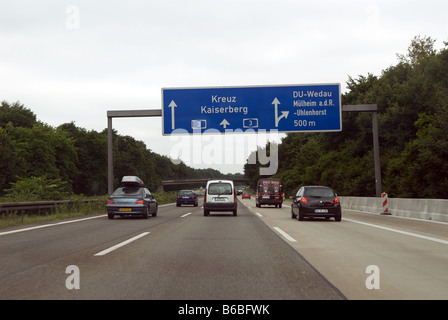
xmin=1 ymin=196 xmax=447 ymax=300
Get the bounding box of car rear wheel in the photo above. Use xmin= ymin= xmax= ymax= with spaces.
xmin=142 ymin=207 xmax=149 ymax=219
xmin=152 ymin=205 xmax=158 ymax=217
xmin=108 ymin=213 xmax=114 ymax=220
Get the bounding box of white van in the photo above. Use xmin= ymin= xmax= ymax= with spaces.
xmin=203 ymin=180 xmax=237 ymax=216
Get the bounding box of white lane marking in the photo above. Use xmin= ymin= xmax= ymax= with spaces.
xmin=273 ymin=227 xmax=297 ymax=242
xmin=255 ymin=212 xmax=263 ymax=218
xmin=94 ymin=232 xmax=150 ymax=256
xmin=181 ymin=212 xmax=192 ymax=218
xmin=0 ymin=202 xmax=178 ymax=236
xmin=343 ymin=218 xmax=448 ymax=245
xmin=0 ymin=215 xmax=107 ymax=236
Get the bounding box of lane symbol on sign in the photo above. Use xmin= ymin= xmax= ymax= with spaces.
xmin=220 ymin=119 xmax=230 ymax=129
xmin=191 ymin=120 xmax=207 ymax=129
xmin=168 ymin=100 xmax=177 ymax=130
xmin=243 ymin=118 xmax=259 ymax=128
xmin=272 ymin=97 xmax=289 ymax=127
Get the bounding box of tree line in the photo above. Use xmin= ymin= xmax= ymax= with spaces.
xmin=245 ymin=36 xmax=448 ymax=199
xmin=0 ymin=102 xmax=240 ymax=199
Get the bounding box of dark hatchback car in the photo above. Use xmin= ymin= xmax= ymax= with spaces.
xmin=106 ymin=176 xmax=158 ymax=219
xmin=176 ymin=190 xmax=198 ymax=207
xmin=291 ymin=186 xmax=341 ymax=221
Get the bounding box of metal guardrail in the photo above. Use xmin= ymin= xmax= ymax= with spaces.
xmin=0 ymin=199 xmax=104 ymax=214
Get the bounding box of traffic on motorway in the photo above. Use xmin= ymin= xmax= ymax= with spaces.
xmin=106 ymin=176 xmax=341 ymax=222
xmin=3 ymin=174 xmax=448 ymax=301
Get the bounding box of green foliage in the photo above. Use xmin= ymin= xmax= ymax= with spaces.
xmin=0 ymin=101 xmax=37 ymax=128
xmin=245 ymin=35 xmax=448 ymax=199
xmin=4 ymin=176 xmax=72 ymax=201
xmin=0 ymin=102 xmax=233 ymax=200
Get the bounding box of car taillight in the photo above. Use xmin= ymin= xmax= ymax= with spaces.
xmin=204 ymin=189 xmax=207 ymax=203
xmin=334 ymin=197 xmax=340 ymax=204
xmin=135 ymin=200 xmax=144 ymax=204
xmin=301 ymin=197 xmax=308 ymax=204
xmin=107 ymin=199 xmax=115 ymax=204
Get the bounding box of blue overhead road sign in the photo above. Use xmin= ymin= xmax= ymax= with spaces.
xmin=162 ymin=84 xmax=341 ymax=135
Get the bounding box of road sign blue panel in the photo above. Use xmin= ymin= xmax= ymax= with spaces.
xmin=162 ymin=84 xmax=341 ymax=135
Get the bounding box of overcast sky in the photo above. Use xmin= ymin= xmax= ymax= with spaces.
xmin=1 ymin=0 xmax=447 ymax=174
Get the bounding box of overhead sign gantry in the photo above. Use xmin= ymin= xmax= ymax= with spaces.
xmin=107 ymin=84 xmax=381 ymax=198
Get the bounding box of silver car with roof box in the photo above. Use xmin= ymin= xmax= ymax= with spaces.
xmin=106 ymin=176 xmax=158 ymax=219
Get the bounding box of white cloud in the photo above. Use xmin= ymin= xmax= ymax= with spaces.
xmin=1 ymin=0 xmax=447 ymax=173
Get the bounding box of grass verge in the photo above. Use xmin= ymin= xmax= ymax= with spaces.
xmin=0 ymin=192 xmax=178 ymax=229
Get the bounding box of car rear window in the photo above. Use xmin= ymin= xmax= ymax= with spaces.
xmin=111 ymin=187 xmax=142 ymax=196
xmin=179 ymin=190 xmax=194 ymax=196
xmin=208 ymin=183 xmax=232 ymax=195
xmin=305 ymin=188 xmax=335 ymax=197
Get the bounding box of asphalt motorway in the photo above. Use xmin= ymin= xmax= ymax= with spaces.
xmin=242 ymin=198 xmax=448 ymax=300
xmin=0 ymin=199 xmax=345 ymax=300
xmin=3 ymin=196 xmax=447 ymax=301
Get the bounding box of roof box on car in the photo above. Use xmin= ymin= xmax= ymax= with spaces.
xmin=121 ymin=176 xmax=144 ymax=187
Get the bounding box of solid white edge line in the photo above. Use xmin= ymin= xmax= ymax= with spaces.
xmin=94 ymin=232 xmax=150 ymax=256
xmin=1 ymin=202 xmax=178 ymax=236
xmin=181 ymin=212 xmax=192 ymax=218
xmin=343 ymin=218 xmax=448 ymax=245
xmin=0 ymin=215 xmax=107 ymax=236
xmin=273 ymin=227 xmax=297 ymax=242
xmin=255 ymin=212 xmax=263 ymax=217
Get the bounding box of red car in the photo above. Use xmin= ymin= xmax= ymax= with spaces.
xmin=242 ymin=192 xmax=251 ymax=199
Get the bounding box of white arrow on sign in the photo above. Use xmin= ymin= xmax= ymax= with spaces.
xmin=272 ymin=97 xmax=289 ymax=127
xmin=220 ymin=119 xmax=230 ymax=129
xmin=168 ymin=100 xmax=177 ymax=130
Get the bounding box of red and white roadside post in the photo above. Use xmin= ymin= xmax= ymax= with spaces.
xmin=381 ymin=192 xmax=391 ymax=215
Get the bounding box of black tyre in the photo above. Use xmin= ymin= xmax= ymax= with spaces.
xmin=298 ymin=209 xmax=304 ymax=221
xmin=334 ymin=212 xmax=341 ymax=222
xmin=142 ymin=207 xmax=149 ymax=219
xmin=291 ymin=206 xmax=297 ymax=219
xmin=152 ymin=205 xmax=158 ymax=217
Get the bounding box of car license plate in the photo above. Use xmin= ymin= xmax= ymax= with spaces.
xmin=262 ymin=196 xmax=270 ymax=199
xmin=213 ymin=197 xmax=226 ymax=201
xmin=314 ymin=209 xmax=328 ymax=213
xmin=183 ymin=196 xmax=189 ymax=199
xmin=120 ymin=208 xmax=132 ymax=212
